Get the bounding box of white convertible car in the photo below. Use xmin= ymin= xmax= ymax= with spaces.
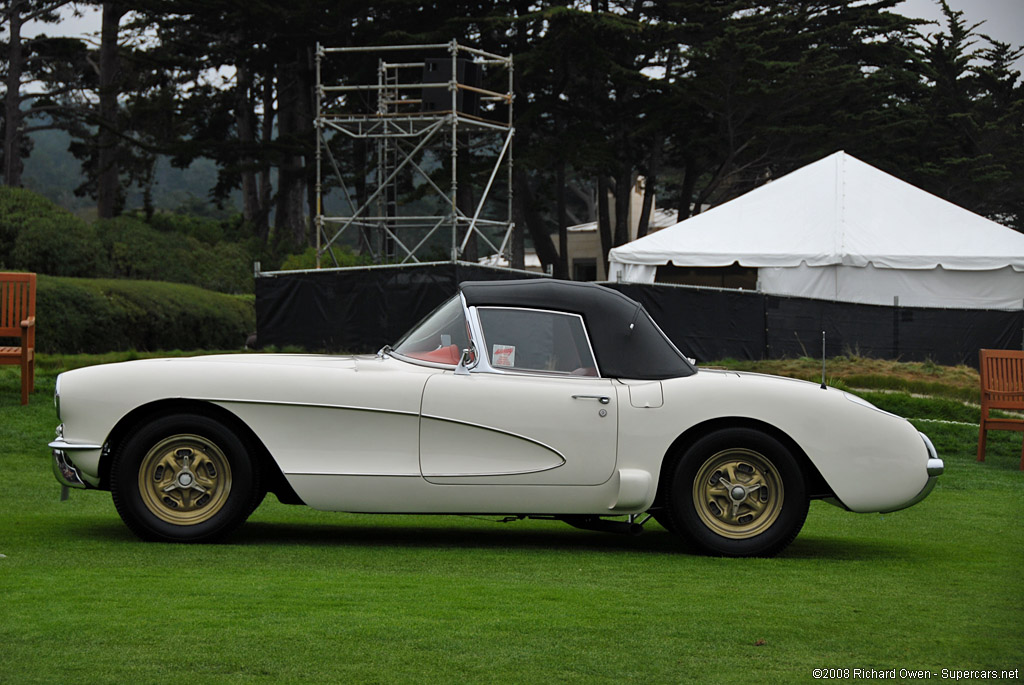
xmin=50 ymin=279 xmax=942 ymax=556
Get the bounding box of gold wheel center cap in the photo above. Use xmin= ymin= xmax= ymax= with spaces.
xmin=730 ymin=485 xmax=746 ymax=501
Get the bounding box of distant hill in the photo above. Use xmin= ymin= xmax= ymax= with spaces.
xmin=21 ymin=127 xmax=240 ymax=218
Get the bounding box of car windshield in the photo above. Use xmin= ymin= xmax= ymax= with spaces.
xmin=392 ymin=295 xmax=470 ymax=365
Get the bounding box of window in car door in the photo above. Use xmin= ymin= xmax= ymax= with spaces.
xmin=476 ymin=307 xmax=599 ymax=376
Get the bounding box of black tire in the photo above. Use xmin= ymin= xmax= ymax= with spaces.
xmin=665 ymin=427 xmax=808 ymax=557
xmin=110 ymin=413 xmax=262 ymax=543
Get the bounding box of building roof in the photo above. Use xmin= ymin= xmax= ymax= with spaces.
xmin=568 ymin=208 xmax=679 ymax=233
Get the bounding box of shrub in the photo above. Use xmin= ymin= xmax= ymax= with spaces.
xmin=0 ymin=187 xmax=107 ymax=276
xmin=192 ymin=241 xmax=253 ymax=294
xmin=279 ymin=245 xmax=372 ymax=270
xmin=35 ymin=275 xmax=255 ymax=354
xmin=98 ymin=216 xmax=179 ymax=281
xmin=0 ymin=187 xmax=65 ymax=265
xmin=96 ymin=215 xmax=254 ymax=294
xmin=148 ymin=211 xmax=226 ymax=244
xmin=11 ymin=214 xmax=109 ymax=277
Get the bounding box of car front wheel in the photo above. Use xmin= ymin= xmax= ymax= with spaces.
xmin=666 ymin=427 xmax=808 ymax=557
xmin=110 ymin=413 xmax=262 ymax=542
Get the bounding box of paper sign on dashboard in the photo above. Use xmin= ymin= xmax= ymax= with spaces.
xmin=492 ymin=344 xmax=516 ymax=367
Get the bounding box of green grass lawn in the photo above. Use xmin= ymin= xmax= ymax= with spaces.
xmin=1 ymin=359 xmax=1022 ymax=683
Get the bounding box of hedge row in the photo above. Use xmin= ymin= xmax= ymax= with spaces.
xmin=34 ymin=275 xmax=255 ymax=354
xmin=0 ymin=187 xmax=254 ymax=294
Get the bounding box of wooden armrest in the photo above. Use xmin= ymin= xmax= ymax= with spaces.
xmin=20 ymin=316 xmax=35 ymax=329
xmin=985 ymin=389 xmax=1024 ymax=397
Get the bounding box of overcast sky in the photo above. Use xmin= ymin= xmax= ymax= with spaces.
xmin=21 ymin=1 xmax=1024 ymax=65
xmin=897 ymin=0 xmax=1024 ymax=52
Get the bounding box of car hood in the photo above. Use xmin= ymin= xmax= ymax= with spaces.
xmin=58 ymin=352 xmax=432 ymax=414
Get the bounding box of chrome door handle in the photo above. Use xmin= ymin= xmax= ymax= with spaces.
xmin=572 ymin=394 xmax=610 ymax=404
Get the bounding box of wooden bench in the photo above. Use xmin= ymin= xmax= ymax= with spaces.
xmin=0 ymin=272 xmax=36 ymax=405
xmin=977 ymin=348 xmax=1024 ymax=470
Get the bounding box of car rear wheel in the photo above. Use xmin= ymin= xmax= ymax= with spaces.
xmin=666 ymin=427 xmax=808 ymax=557
xmin=111 ymin=413 xmax=262 ymax=542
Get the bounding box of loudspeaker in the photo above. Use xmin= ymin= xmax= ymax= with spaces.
xmin=422 ymin=58 xmax=481 ymax=116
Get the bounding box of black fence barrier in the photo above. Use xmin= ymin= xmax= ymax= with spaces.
xmin=255 ymin=267 xmax=1023 ymax=367
xmin=610 ymin=283 xmax=1024 ymax=368
xmin=610 ymin=284 xmax=767 ymax=363
xmin=255 ymin=262 xmax=541 ymax=353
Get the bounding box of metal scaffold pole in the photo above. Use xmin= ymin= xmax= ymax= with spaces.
xmin=314 ymin=41 xmax=514 ymax=268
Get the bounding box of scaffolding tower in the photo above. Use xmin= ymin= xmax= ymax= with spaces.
xmin=314 ymin=41 xmax=514 ymax=268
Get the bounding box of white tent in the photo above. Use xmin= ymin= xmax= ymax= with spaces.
xmin=608 ymin=151 xmax=1024 ymax=309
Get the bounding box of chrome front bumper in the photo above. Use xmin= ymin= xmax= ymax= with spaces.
xmin=49 ymin=429 xmax=101 ymax=490
xmin=52 ymin=445 xmax=87 ymax=489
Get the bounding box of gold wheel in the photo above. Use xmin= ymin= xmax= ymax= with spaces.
xmin=137 ymin=434 xmax=233 ymax=526
xmin=692 ymin=447 xmax=784 ymax=540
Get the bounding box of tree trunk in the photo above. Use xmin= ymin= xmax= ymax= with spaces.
xmin=302 ymin=50 xmax=319 ymax=257
xmin=235 ymin=60 xmax=262 ymax=229
xmin=97 ymin=2 xmax=126 ymax=219
xmin=596 ymin=175 xmax=613 ymax=272
xmin=613 ymin=166 xmax=632 ymax=247
xmin=511 ymin=216 xmax=525 ymax=271
xmin=258 ymin=72 xmax=274 ymax=243
xmin=635 ymin=138 xmax=662 ymax=240
xmin=3 ymin=1 xmax=25 ymax=187
xmin=511 ymin=175 xmax=525 ymax=271
xmin=273 ymin=49 xmax=311 ymax=248
xmin=568 ymin=180 xmax=595 ymax=223
xmin=512 ymin=169 xmax=559 ymax=272
xmin=678 ymin=156 xmax=697 ymax=219
xmin=556 ymin=159 xmax=568 ymax=279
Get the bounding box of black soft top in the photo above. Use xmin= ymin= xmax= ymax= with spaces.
xmin=460 ymin=279 xmax=695 ymax=380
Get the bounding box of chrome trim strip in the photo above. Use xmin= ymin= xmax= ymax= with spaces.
xmin=47 ymin=438 xmax=103 ymax=451
xmin=287 ymin=472 xmax=422 ymax=478
xmin=423 ymin=462 xmax=566 ymax=478
xmin=287 ymin=464 xmax=568 ymax=477
xmin=209 ymin=398 xmax=419 ymax=417
xmin=420 ymin=413 xmax=568 ymax=469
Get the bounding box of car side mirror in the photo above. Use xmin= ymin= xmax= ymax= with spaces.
xmin=455 ymin=347 xmax=475 ymax=375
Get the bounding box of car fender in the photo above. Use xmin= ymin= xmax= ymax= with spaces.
xmin=620 ymin=370 xmax=930 ymax=513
